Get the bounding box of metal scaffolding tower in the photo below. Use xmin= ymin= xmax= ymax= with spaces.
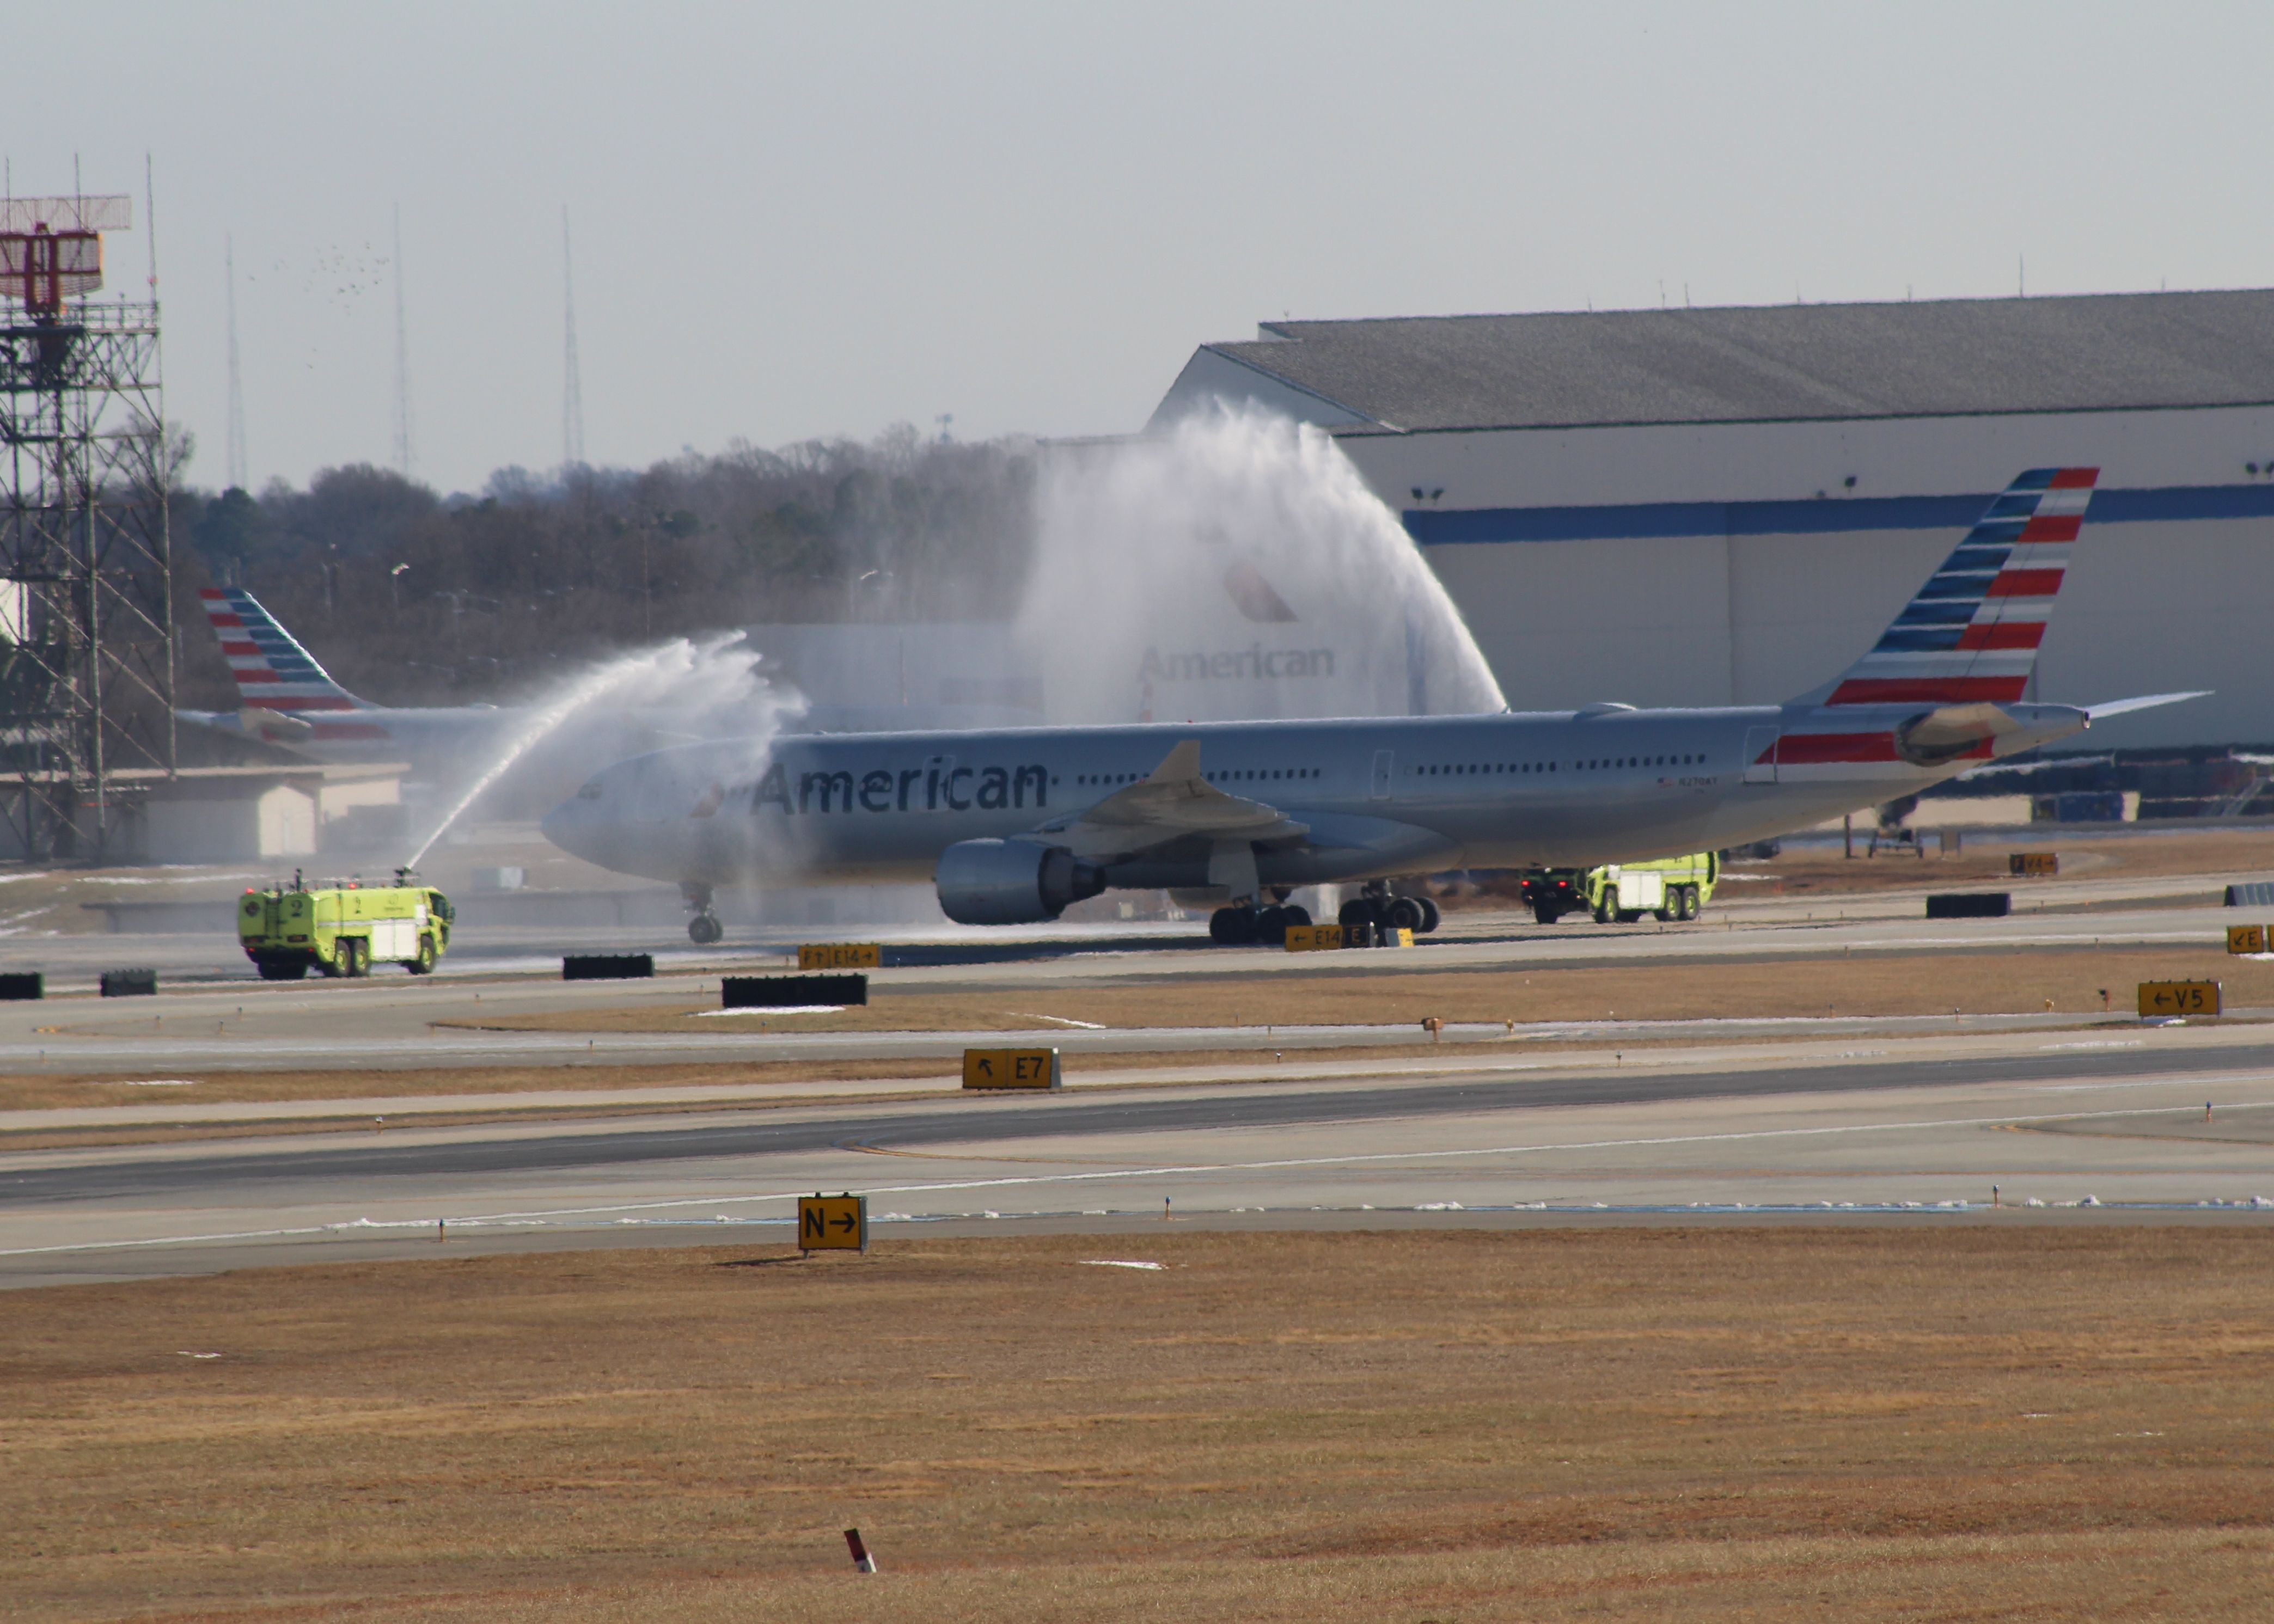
xmin=0 ymin=192 xmax=173 ymax=860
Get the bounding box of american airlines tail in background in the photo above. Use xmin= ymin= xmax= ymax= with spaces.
xmin=177 ymin=587 xmax=517 ymax=764
xmin=543 ymin=467 xmax=2207 ymax=942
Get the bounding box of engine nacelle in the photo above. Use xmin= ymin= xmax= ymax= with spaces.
xmin=935 ymin=838 xmax=1105 ymax=925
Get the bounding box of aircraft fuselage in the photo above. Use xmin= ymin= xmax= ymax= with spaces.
xmin=540 ymin=701 xmax=2088 ymax=892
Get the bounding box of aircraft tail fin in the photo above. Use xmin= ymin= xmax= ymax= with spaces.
xmin=1813 ymin=467 xmax=2097 ymax=707
xmin=198 ymin=587 xmax=366 ymax=712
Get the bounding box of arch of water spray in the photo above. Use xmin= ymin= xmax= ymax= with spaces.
xmin=1015 ymin=405 xmax=1504 ymax=725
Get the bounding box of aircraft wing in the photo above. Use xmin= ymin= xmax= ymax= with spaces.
xmin=1034 ymin=738 xmax=1310 ymax=861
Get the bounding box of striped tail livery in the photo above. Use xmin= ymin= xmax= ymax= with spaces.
xmin=1825 ymin=466 xmax=2095 ymax=706
xmin=199 ymin=587 xmax=366 ymax=713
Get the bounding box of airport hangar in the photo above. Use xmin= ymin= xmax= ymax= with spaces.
xmin=1151 ymin=289 xmax=2274 ymax=755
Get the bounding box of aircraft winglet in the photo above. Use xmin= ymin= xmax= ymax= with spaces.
xmin=2084 ymin=691 xmax=2211 ymax=721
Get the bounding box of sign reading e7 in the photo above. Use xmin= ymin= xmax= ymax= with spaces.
xmin=962 ymin=1047 xmax=1062 ymax=1090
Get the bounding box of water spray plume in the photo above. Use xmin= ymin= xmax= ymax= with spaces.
xmin=1019 ymin=406 xmax=1503 ymax=722
xmin=404 ymin=634 xmax=794 ymax=869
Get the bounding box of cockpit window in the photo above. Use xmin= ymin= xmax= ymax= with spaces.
xmin=576 ymin=782 xmax=604 ymax=800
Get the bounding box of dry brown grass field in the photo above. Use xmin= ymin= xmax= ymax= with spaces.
xmin=4 ymin=1229 xmax=2271 ymax=1622
xmin=444 ymin=946 xmax=2266 ymax=1035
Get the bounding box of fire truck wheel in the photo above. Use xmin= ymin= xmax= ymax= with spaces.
xmin=408 ymin=936 xmax=437 ymax=974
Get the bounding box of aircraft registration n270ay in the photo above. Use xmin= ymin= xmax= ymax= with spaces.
xmin=541 ymin=468 xmax=2200 ymax=944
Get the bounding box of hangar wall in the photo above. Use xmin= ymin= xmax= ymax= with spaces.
xmin=1328 ymin=404 xmax=2274 ymax=750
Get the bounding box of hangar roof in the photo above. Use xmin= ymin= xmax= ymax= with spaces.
xmin=1189 ymin=289 xmax=2274 ymax=433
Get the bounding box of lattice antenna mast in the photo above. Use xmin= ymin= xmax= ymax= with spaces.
xmin=0 ymin=189 xmax=175 ymax=859
xmin=562 ymin=206 xmax=584 ymax=468
xmin=224 ymin=234 xmax=247 ymax=488
xmin=391 ymin=204 xmax=412 ymax=479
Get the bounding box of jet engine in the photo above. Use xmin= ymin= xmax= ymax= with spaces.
xmin=935 ymin=839 xmax=1106 ymax=925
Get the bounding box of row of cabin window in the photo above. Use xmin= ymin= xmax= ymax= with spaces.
xmin=1074 ymin=768 xmax=1321 ymax=787
xmin=1417 ymin=752 xmax=1708 ymax=777
xmin=1078 ymin=755 xmax=1710 ymax=790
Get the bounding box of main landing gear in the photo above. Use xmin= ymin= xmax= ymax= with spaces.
xmin=682 ymin=881 xmax=723 ymax=945
xmin=1207 ymin=898 xmax=1313 ymax=946
xmin=1336 ymin=883 xmax=1440 ymax=937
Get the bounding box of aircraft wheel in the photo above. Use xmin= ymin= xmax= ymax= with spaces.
xmin=1208 ymin=906 xmax=1257 ymax=946
xmin=1278 ymin=903 xmax=1312 ymax=929
xmin=1386 ymin=896 xmax=1426 ymax=934
xmin=688 ymin=912 xmax=724 ymax=946
xmin=1415 ymin=896 xmax=1441 ymax=934
xmin=1337 ymin=898 xmax=1382 ymax=930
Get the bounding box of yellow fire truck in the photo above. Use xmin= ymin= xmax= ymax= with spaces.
xmin=237 ymin=871 xmax=454 ymax=980
xmin=1521 ymin=851 xmax=1720 ymax=926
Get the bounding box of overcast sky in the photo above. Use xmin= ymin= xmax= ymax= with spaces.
xmin=16 ymin=2 xmax=2270 ymax=494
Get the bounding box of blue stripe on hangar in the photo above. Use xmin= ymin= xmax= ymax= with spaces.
xmin=1403 ymin=483 xmax=2274 ymax=546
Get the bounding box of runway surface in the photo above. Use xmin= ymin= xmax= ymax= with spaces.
xmin=0 ymin=892 xmax=2255 ymax=1075
xmin=6 ymin=855 xmax=2273 ymax=1289
xmin=7 ymin=1021 xmax=2274 ymax=1289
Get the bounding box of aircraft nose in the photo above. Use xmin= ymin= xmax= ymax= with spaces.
xmin=540 ymin=789 xmax=601 ymax=861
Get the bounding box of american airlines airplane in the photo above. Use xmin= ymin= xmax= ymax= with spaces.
xmin=539 ymin=468 xmax=2198 ymax=945
xmin=176 ymin=587 xmax=525 ymax=764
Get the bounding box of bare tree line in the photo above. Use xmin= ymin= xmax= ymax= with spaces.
xmin=173 ymin=427 xmax=1040 ymax=710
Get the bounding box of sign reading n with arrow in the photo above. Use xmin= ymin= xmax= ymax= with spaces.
xmin=799 ymin=1192 xmax=868 ymax=1252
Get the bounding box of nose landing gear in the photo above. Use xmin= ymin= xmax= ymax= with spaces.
xmin=682 ymin=881 xmax=723 ymax=945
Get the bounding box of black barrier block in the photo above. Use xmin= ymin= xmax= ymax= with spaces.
xmin=563 ymin=954 xmax=653 ymax=981
xmin=101 ymin=969 xmax=158 ymax=997
xmin=0 ymin=973 xmax=41 ymax=1001
xmin=1925 ymin=893 xmax=2010 ymax=919
xmin=723 ymin=973 xmax=869 ymax=1008
xmin=2228 ymin=882 xmax=2274 ymax=908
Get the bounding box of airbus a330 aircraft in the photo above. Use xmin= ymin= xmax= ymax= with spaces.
xmin=541 ymin=468 xmax=2199 ymax=944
